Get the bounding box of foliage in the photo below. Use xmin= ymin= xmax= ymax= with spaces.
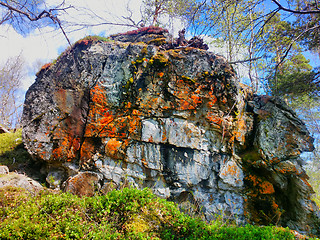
xmin=261 ymin=13 xmax=319 ymax=98
xmin=0 ymin=129 xmax=33 ymax=171
xmin=0 ymin=187 xmax=296 ymax=239
xmin=293 ymin=0 xmax=320 ymax=55
xmin=308 ymin=165 xmax=320 ymax=207
xmin=142 ymin=0 xmax=195 ymax=29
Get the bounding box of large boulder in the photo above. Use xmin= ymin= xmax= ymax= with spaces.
xmin=22 ymin=27 xmax=319 ymax=235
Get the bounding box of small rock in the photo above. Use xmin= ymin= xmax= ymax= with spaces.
xmin=0 ymin=172 xmax=43 ymax=192
xmin=62 ymin=172 xmax=102 ymax=197
xmin=0 ymin=165 xmax=9 ymax=175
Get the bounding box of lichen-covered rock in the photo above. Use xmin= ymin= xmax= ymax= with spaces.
xmin=21 ymin=27 xmax=320 ymax=236
xmin=0 ymin=172 xmax=43 ymax=192
xmin=62 ymin=171 xmax=102 ymax=196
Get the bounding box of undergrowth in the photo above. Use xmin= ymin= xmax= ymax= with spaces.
xmin=0 ymin=186 xmax=295 ymax=240
xmin=0 ymin=129 xmax=33 ymax=171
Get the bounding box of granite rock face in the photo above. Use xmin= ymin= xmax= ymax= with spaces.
xmin=22 ymin=27 xmax=320 ymax=235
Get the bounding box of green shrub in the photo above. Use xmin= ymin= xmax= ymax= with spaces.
xmin=0 ymin=187 xmax=296 ymax=239
xmin=0 ymin=129 xmax=33 ymax=171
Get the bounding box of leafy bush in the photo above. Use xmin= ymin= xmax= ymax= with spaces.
xmin=0 ymin=129 xmax=33 ymax=171
xmin=0 ymin=187 xmax=295 ymax=240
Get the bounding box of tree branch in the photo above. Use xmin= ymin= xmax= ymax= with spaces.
xmin=0 ymin=2 xmax=72 ymax=45
xmin=271 ymin=0 xmax=320 ymax=14
xmin=0 ymin=2 xmax=50 ymax=21
xmin=276 ymin=25 xmax=320 ymax=70
xmin=229 ymin=57 xmax=262 ymax=64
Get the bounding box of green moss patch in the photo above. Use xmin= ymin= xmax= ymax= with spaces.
xmin=0 ymin=187 xmax=296 ymax=239
xmin=0 ymin=130 xmax=33 ymax=171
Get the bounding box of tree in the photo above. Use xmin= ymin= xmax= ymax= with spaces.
xmin=179 ymin=0 xmax=266 ymax=90
xmin=0 ymin=54 xmax=24 ymax=129
xmin=260 ymin=13 xmax=319 ymax=97
xmin=292 ymin=0 xmax=320 ymax=55
xmin=141 ymin=0 xmax=196 ymax=32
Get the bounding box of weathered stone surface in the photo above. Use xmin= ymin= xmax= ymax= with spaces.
xmin=0 ymin=172 xmax=43 ymax=192
xmin=22 ymin=27 xmax=320 ymax=236
xmin=46 ymin=169 xmax=66 ymax=189
xmin=0 ymin=165 xmax=9 ymax=175
xmin=62 ymin=171 xmax=102 ymax=196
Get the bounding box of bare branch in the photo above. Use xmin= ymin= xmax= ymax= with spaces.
xmin=0 ymin=1 xmax=73 ymax=45
xmin=229 ymin=57 xmax=262 ymax=64
xmin=271 ymin=0 xmax=320 ymax=14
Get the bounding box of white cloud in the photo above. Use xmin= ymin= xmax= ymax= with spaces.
xmin=0 ymin=26 xmax=24 ymax=62
xmin=0 ymin=24 xmax=68 ymax=91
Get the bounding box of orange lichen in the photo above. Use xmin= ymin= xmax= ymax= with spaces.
xmin=220 ymin=163 xmax=240 ymax=178
xmin=162 ymin=77 xmax=203 ymax=110
xmin=259 ymin=181 xmax=275 ymax=194
xmin=206 ymin=112 xmax=222 ymax=127
xmin=233 ymin=118 xmax=246 ymax=143
xmin=246 ymin=174 xmax=260 ymax=186
xmin=132 ymin=109 xmax=142 ymax=116
xmin=40 ymin=63 xmax=52 ymax=71
xmin=244 ymin=170 xmax=281 ymax=225
xmin=275 ymin=162 xmax=298 ymax=175
xmin=245 ymin=174 xmax=275 ymax=195
xmin=105 ymin=138 xmax=122 ymax=158
xmin=86 ymin=85 xmax=125 ymax=138
xmin=221 ymin=97 xmax=227 ymax=104
xmin=301 ymin=176 xmax=313 ymax=189
xmin=158 ymin=72 xmax=164 ymax=78
xmin=52 ymin=129 xmax=80 ymax=161
xmin=207 ymin=96 xmax=218 ymax=108
xmin=272 ymin=201 xmax=279 ymax=210
xmin=80 ymin=138 xmax=96 ymax=164
xmin=141 ymin=158 xmax=148 ymax=167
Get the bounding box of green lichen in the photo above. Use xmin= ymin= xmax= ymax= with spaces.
xmin=147 ymin=37 xmax=167 ymax=46
xmin=241 ymin=150 xmax=261 ymax=163
xmin=78 ymin=35 xmax=111 ymax=43
xmin=167 ymin=49 xmax=185 ymax=59
xmin=141 ymin=46 xmax=148 ymax=55
xmin=181 ymin=75 xmax=196 ymax=83
xmin=149 ymin=53 xmax=169 ymax=69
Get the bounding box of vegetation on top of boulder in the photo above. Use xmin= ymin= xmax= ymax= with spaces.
xmin=121 ymin=26 xmax=168 ymax=36
xmin=73 ymin=35 xmax=111 ymax=47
